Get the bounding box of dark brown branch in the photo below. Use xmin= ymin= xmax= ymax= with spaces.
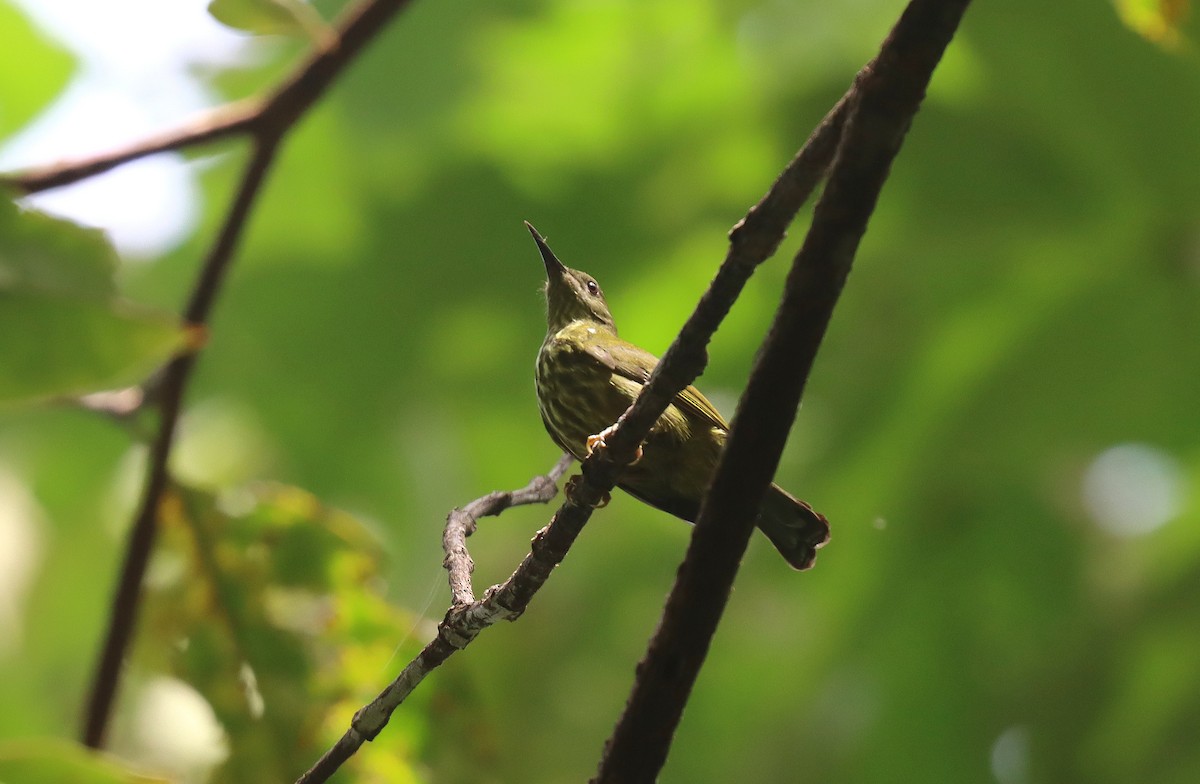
xmin=254 ymin=0 xmax=416 ymax=136
xmin=592 ymin=1 xmax=974 ymax=781
xmin=82 ymin=137 xmax=280 ymax=749
xmin=0 ymin=100 xmax=261 ymax=194
xmin=79 ymin=0 xmax=420 ymax=750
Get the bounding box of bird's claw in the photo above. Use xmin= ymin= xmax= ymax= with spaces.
xmin=586 ymin=425 xmax=643 ymax=464
xmin=565 ymin=475 xmax=610 ymax=508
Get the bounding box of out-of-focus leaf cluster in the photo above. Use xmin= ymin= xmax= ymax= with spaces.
xmin=139 ymin=482 xmax=430 ymax=783
xmin=0 ymin=200 xmax=193 ymax=406
xmin=0 ymin=738 xmax=168 ymax=784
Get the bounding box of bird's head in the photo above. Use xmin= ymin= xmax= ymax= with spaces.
xmin=526 ymin=222 xmax=617 ymax=335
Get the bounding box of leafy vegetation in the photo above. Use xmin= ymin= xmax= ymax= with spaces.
xmin=0 ymin=0 xmax=1197 ymax=782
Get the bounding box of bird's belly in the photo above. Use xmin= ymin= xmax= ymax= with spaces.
xmin=536 ymin=342 xmax=631 ymax=459
xmin=537 ymin=338 xmax=723 ymax=519
xmin=619 ymin=428 xmax=722 ymax=521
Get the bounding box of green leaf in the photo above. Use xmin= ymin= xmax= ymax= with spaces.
xmin=0 ymin=199 xmax=195 ymax=405
xmin=0 ymin=3 xmax=75 ymax=140
xmin=0 ymin=196 xmax=117 ymax=298
xmin=207 ymin=0 xmax=336 ymax=49
xmin=0 ymin=290 xmax=196 ymax=405
xmin=0 ymin=739 xmax=168 ymax=784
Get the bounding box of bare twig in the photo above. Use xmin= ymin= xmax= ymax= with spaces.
xmin=76 ymin=0 xmax=421 ymax=750
xmin=253 ymin=0 xmax=416 ymax=136
xmin=592 ymin=1 xmax=974 ymax=781
xmin=443 ymin=453 xmax=573 ymax=607
xmin=297 ymin=454 xmax=572 ymax=784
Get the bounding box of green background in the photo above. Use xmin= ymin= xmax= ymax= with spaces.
xmin=2 ymin=0 xmax=1199 ymax=782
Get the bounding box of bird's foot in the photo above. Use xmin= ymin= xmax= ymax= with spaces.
xmin=565 ymin=475 xmax=610 ymax=508
xmin=586 ymin=425 xmax=643 ymax=464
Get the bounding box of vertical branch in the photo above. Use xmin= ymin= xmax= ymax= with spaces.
xmin=82 ymin=137 xmax=280 ymax=748
xmin=592 ymin=0 xmax=974 ymax=781
xmin=71 ymin=0 xmax=419 ymax=750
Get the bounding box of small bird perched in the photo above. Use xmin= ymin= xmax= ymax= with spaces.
xmin=528 ymin=222 xmax=829 ymax=569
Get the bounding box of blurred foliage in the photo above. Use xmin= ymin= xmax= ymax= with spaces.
xmin=133 ymin=481 xmax=429 ymax=782
xmin=1113 ymin=0 xmax=1193 ymax=49
xmin=207 ymin=0 xmax=337 ymax=49
xmin=0 ymin=2 xmax=73 ymax=140
xmin=0 ymin=199 xmax=194 ymax=405
xmin=0 ymin=739 xmax=168 ymax=784
xmin=1 ymin=0 xmax=1199 ymax=782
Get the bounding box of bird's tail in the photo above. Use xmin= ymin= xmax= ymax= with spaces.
xmin=756 ymin=485 xmax=831 ymax=570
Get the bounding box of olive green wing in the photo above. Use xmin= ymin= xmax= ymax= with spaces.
xmin=582 ymin=333 xmax=730 ymax=431
xmin=675 ymin=381 xmax=730 ymax=431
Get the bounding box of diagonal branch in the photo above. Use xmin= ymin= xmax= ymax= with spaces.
xmin=296 ymin=56 xmax=858 ymax=784
xmin=76 ymin=0 xmax=421 ymax=750
xmin=577 ymin=91 xmax=851 ymax=474
xmin=297 ymin=454 xmax=572 ymax=784
xmin=592 ymin=1 xmax=975 ymax=781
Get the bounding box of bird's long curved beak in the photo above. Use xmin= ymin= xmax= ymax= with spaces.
xmin=524 ymin=221 xmax=567 ymax=277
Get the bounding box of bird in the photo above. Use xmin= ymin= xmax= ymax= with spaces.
xmin=527 ymin=222 xmax=829 ymax=569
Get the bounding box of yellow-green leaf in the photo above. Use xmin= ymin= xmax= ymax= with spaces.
xmin=0 ymin=3 xmax=75 ymax=139
xmin=1113 ymin=0 xmax=1192 ymax=48
xmin=207 ymin=0 xmax=336 ymax=49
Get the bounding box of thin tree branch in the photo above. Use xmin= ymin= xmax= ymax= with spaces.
xmin=297 ymin=476 xmax=600 ymax=784
xmin=0 ymin=100 xmax=261 ymax=194
xmin=82 ymin=136 xmax=280 ymax=749
xmin=254 ymin=0 xmax=417 ymax=136
xmin=1 ymin=0 xmax=418 ymax=194
xmin=297 ymin=454 xmax=573 ymax=784
xmin=77 ymin=0 xmax=420 ymax=750
xmin=443 ymin=453 xmax=573 ymax=607
xmin=592 ymin=1 xmax=974 ymax=781
xmin=296 ymin=55 xmax=860 ymax=784
xmin=581 ymin=86 xmax=851 ymax=471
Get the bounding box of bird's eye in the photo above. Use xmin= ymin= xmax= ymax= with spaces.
xmin=586 ymin=280 xmax=600 ymax=296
